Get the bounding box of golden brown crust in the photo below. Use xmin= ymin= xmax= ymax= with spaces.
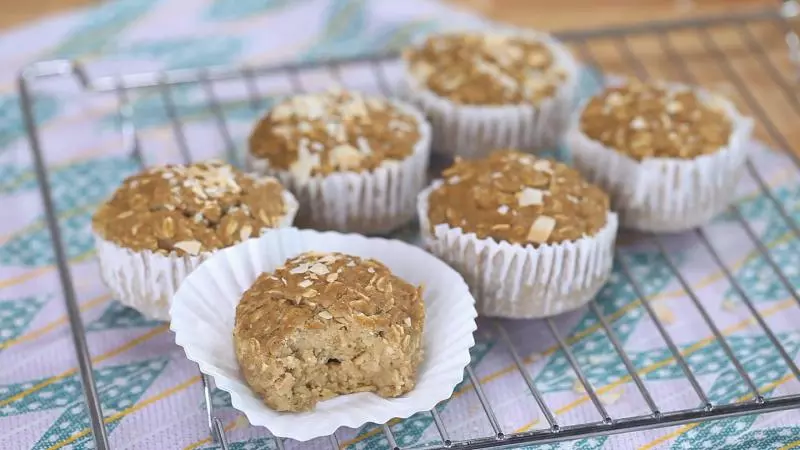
xmin=427 ymin=150 xmax=610 ymax=245
xmin=91 ymin=160 xmax=289 ymax=255
xmin=579 ymin=81 xmax=732 ymax=160
xmin=248 ymin=90 xmax=421 ymax=183
xmin=403 ymin=32 xmax=567 ymax=106
xmin=234 ymin=252 xmax=425 ymax=411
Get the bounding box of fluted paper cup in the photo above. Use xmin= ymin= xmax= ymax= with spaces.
xmin=401 ymin=28 xmax=580 ymax=158
xmin=93 ymin=191 xmax=298 ymax=321
xmin=567 ymin=82 xmax=754 ymax=232
xmin=417 ymin=181 xmax=618 ymax=318
xmin=170 ymin=228 xmax=477 ymax=441
xmin=247 ymin=99 xmax=431 ymax=235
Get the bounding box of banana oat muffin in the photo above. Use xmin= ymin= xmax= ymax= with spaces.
xmin=568 ymin=80 xmax=753 ymax=232
xmin=418 ymin=150 xmax=618 ymax=318
xmin=402 ymin=29 xmax=578 ymax=158
xmin=234 ymin=251 xmax=425 ymax=412
xmin=92 ymin=160 xmax=298 ymax=320
xmin=248 ymin=89 xmax=431 ymax=234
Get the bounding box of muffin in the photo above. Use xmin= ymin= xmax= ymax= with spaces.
xmin=401 ymin=29 xmax=579 ymax=158
xmin=247 ymin=89 xmax=431 ymax=234
xmin=567 ymin=80 xmax=753 ymax=232
xmin=417 ymin=150 xmax=618 ymax=318
xmin=92 ymin=160 xmax=298 ymax=320
xmin=234 ymin=251 xmax=425 ymax=412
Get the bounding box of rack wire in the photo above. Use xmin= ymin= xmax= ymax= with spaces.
xmin=16 ymin=4 xmax=800 ymax=450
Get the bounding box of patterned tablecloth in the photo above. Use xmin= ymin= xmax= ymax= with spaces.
xmin=2 ymin=1 xmax=800 ymax=449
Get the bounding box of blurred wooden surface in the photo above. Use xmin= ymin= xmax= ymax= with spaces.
xmin=445 ymin=0 xmax=776 ymax=30
xmin=0 ymin=0 xmax=777 ymax=30
xmin=2 ymin=0 xmax=798 ymax=156
xmin=0 ymin=0 xmax=95 ymax=30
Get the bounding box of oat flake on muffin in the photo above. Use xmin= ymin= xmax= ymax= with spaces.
xmin=93 ymin=160 xmax=291 ymax=255
xmin=427 ymin=150 xmax=609 ymax=245
xmin=401 ymin=30 xmax=579 ymax=157
xmin=404 ymin=32 xmax=568 ymax=106
xmin=579 ymin=81 xmax=732 ymax=160
xmin=568 ymin=80 xmax=753 ymax=232
xmin=249 ymin=89 xmax=422 ymax=183
xmin=419 ymin=149 xmax=617 ymax=319
xmin=248 ymin=89 xmax=431 ymax=234
xmin=92 ymin=160 xmax=298 ymax=320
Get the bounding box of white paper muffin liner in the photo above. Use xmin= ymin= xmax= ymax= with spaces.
xmin=417 ymin=181 xmax=618 ymax=318
xmin=567 ymin=82 xmax=754 ymax=232
xmin=247 ymin=99 xmax=431 ymax=235
xmin=400 ymin=28 xmax=580 ymax=159
xmin=169 ymin=228 xmax=477 ymax=441
xmin=93 ymin=190 xmax=298 ymax=321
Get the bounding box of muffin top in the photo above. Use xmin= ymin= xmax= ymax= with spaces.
xmin=92 ymin=160 xmax=291 ymax=255
xmin=426 ymin=150 xmax=610 ymax=245
xmin=580 ymin=81 xmax=733 ymax=160
xmin=249 ymin=90 xmax=422 ymax=184
xmin=403 ymin=31 xmax=568 ymax=106
xmin=234 ymin=251 xmax=425 ymax=353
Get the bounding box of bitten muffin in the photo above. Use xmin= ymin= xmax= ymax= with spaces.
xmin=92 ymin=160 xmax=298 ymax=320
xmin=402 ymin=29 xmax=578 ymax=158
xmin=234 ymin=251 xmax=425 ymax=412
xmin=568 ymin=80 xmax=753 ymax=232
xmin=248 ymin=89 xmax=431 ymax=234
xmin=417 ymin=150 xmax=618 ymax=318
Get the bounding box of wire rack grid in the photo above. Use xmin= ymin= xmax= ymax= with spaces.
xmin=15 ymin=5 xmax=800 ymax=450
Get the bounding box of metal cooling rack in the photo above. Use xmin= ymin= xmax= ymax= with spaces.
xmin=17 ymin=4 xmax=800 ymax=450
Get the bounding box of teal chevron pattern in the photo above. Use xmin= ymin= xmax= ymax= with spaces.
xmin=86 ymin=301 xmax=162 ymax=331
xmin=0 ymin=212 xmax=94 ymax=266
xmin=0 ymin=377 xmax=82 ymax=417
xmin=113 ymin=36 xmax=244 ymax=69
xmin=0 ymin=156 xmax=139 ymax=267
xmin=668 ymin=333 xmax=800 ymax=449
xmin=0 ymin=358 xmax=167 ymax=417
xmin=534 ymin=251 xmax=678 ymax=393
xmin=205 ymin=0 xmax=306 ymax=21
xmin=51 ymin=0 xmax=161 ymax=59
xmin=725 ymin=184 xmax=800 ymax=306
xmin=303 ymin=19 xmax=440 ymax=61
xmin=32 ymin=358 xmax=169 ymax=449
xmin=206 ymin=438 xmax=277 ymax=450
xmin=0 ymin=94 xmax=58 ymax=155
xmin=520 ymin=437 xmax=606 ymax=450
xmin=0 ymin=156 xmax=139 ymax=205
xmin=0 ymin=295 xmax=49 ymax=346
xmin=723 ymin=427 xmax=800 ymax=449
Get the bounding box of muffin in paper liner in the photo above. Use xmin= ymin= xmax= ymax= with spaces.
xmin=247 ymin=98 xmax=431 ymax=235
xmin=400 ymin=29 xmax=580 ymax=159
xmin=169 ymin=228 xmax=477 ymax=441
xmin=93 ymin=190 xmax=298 ymax=321
xmin=567 ymin=82 xmax=754 ymax=232
xmin=417 ymin=181 xmax=618 ymax=318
